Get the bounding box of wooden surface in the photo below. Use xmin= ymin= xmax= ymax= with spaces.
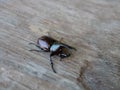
xmin=0 ymin=0 xmax=120 ymax=90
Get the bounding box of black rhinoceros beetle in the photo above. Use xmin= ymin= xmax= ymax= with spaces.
xmin=29 ymin=36 xmax=76 ymax=73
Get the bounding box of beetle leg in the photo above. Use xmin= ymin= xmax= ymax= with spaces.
xmin=60 ymin=57 xmax=63 ymax=61
xmin=50 ymin=53 xmax=56 ymax=73
xmin=59 ymin=53 xmax=71 ymax=61
xmin=29 ymin=43 xmax=44 ymax=50
xmin=29 ymin=49 xmax=43 ymax=52
xmin=29 ymin=42 xmax=40 ymax=47
xmin=59 ymin=53 xmax=63 ymax=61
xmin=60 ymin=43 xmax=76 ymax=51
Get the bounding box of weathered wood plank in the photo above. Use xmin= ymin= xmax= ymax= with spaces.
xmin=0 ymin=0 xmax=120 ymax=90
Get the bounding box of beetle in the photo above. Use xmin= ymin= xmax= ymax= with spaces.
xmin=29 ymin=36 xmax=76 ymax=73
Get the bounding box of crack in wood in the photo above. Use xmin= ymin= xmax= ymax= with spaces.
xmin=77 ymin=60 xmax=92 ymax=90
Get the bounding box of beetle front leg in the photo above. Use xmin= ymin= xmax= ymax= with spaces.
xmin=29 ymin=49 xmax=43 ymax=52
xmin=29 ymin=42 xmax=44 ymax=51
xmin=29 ymin=42 xmax=40 ymax=47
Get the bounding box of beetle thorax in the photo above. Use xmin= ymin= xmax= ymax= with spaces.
xmin=50 ymin=44 xmax=61 ymax=52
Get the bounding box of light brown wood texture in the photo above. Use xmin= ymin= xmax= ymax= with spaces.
xmin=0 ymin=0 xmax=120 ymax=90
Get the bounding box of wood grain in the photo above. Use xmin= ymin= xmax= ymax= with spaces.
xmin=0 ymin=0 xmax=120 ymax=90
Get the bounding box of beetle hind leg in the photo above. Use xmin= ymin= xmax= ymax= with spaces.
xmin=61 ymin=43 xmax=76 ymax=51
